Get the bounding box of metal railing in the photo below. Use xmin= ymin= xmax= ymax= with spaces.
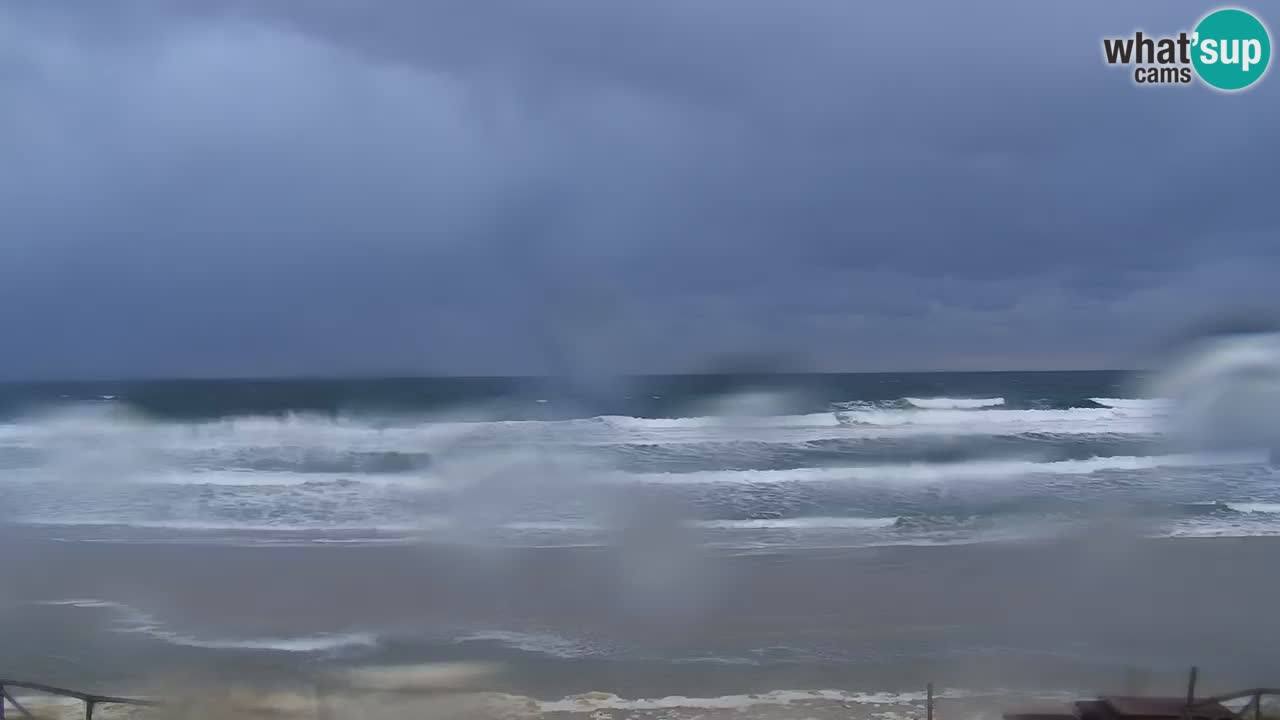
xmin=0 ymin=679 xmax=159 ymax=720
xmin=1180 ymin=666 xmax=1280 ymax=720
xmin=1186 ymin=688 xmax=1280 ymax=720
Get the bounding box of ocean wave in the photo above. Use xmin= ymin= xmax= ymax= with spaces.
xmin=2 ymin=387 xmax=1263 ymax=552
xmin=1162 ymin=521 xmax=1280 ymax=539
xmin=592 ymin=408 xmax=1162 ymax=445
xmin=0 ymin=403 xmax=1168 ymax=452
xmin=35 ymin=597 xmax=377 ymax=653
xmin=453 ymin=630 xmax=613 ymax=659
xmin=17 ymin=516 xmax=900 ymax=537
xmin=120 ymin=470 xmax=429 ymax=488
xmin=16 ymin=518 xmax=438 ymax=533
xmin=836 ymin=406 xmax=1158 ymax=427
xmin=629 ymin=453 xmax=1264 ymax=485
xmin=36 ymin=598 xmax=146 ymax=614
xmin=697 ymin=517 xmax=899 ymax=530
xmin=904 ymin=397 xmax=1005 ymax=409
xmin=538 ymin=688 xmax=951 ymax=712
xmin=609 ymin=406 xmax=1163 ymax=430
xmin=128 ymin=469 xmax=438 ymax=489
xmin=1089 ymin=397 xmax=1172 ymax=410
xmin=1221 ymin=502 xmax=1280 ymax=514
xmin=139 ymin=629 xmax=379 ymax=653
xmin=501 ymin=521 xmax=602 ymax=532
xmin=11 ymin=449 xmax=1265 ymax=541
xmin=28 ymin=511 xmax=1280 ymax=550
xmin=601 ymin=413 xmax=845 ymax=429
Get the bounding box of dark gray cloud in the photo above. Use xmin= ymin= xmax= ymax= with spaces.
xmin=2 ymin=0 xmax=1278 ymax=378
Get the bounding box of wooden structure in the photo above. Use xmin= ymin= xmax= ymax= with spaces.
xmin=1005 ymin=693 xmax=1276 ymax=720
xmin=1005 ymin=669 xmax=1280 ymax=720
xmin=0 ymin=679 xmax=159 ymax=720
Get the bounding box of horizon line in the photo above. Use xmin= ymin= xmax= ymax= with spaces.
xmin=0 ymin=368 xmax=1147 ymax=385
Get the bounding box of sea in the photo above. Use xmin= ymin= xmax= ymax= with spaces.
xmin=1 ymin=371 xmax=1274 ymax=547
xmin=2 ymin=370 xmax=1278 ymax=714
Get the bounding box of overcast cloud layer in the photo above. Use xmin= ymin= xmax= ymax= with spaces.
xmin=2 ymin=1 xmax=1278 ymax=379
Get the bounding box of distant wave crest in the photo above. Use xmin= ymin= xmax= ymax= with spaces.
xmin=1089 ymin=397 xmax=1172 ymax=410
xmin=904 ymin=397 xmax=1005 ymax=409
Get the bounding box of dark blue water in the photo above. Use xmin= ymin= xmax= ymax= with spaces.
xmin=0 ymin=370 xmax=1132 ymax=420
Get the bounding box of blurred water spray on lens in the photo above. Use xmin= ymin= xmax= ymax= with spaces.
xmin=1146 ymin=316 xmax=1280 ymax=453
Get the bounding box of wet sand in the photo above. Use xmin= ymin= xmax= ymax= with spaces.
xmin=2 ymin=526 xmax=1278 ymax=705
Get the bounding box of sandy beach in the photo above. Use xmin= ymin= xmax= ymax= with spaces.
xmin=3 ymin=526 xmax=1278 ymax=709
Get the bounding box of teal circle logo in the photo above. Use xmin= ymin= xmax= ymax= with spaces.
xmin=1192 ymin=8 xmax=1271 ymax=91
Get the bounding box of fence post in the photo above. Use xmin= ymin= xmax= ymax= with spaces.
xmin=927 ymin=682 xmax=934 ymax=720
xmin=1186 ymin=667 xmax=1198 ymax=708
xmin=316 ymin=680 xmax=330 ymax=720
xmin=1 ymin=684 xmax=6 ymax=720
xmin=85 ymin=699 xmax=95 ymax=720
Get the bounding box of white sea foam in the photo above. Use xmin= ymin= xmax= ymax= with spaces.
xmin=16 ymin=518 xmax=439 ymax=533
xmin=597 ymin=407 xmax=1162 ymax=445
xmin=1162 ymin=498 xmax=1280 ymax=538
xmin=1089 ymin=397 xmax=1173 ymax=410
xmin=38 ymin=598 xmax=119 ymax=608
xmin=453 ymin=630 xmax=612 ymax=659
xmin=17 ymin=516 xmax=604 ymax=537
xmin=602 ymin=412 xmax=846 ymax=429
xmin=1223 ymin=502 xmax=1280 ymax=514
xmin=503 ymin=521 xmax=602 ymax=532
xmin=36 ymin=595 xmax=130 ymax=617
xmin=904 ymin=397 xmax=1005 ymax=409
xmin=129 ymin=470 xmax=430 ymax=487
xmin=834 ymin=406 xmax=1155 ymax=428
xmin=144 ymin=630 xmax=379 ymax=653
xmin=14 ymin=450 xmax=1263 ymax=540
xmin=1162 ymin=522 xmax=1280 ymax=539
xmin=36 ymin=597 xmax=377 ymax=653
xmin=697 ymin=517 xmax=899 ymax=530
xmin=538 ymin=688 xmax=949 ymax=712
xmin=630 ymin=453 xmax=1264 ymax=486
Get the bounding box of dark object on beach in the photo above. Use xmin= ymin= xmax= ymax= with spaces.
xmin=1005 ymin=668 xmax=1279 ymax=720
xmin=1006 ymin=679 xmax=1280 ymax=720
xmin=1006 ymin=696 xmax=1236 ymax=720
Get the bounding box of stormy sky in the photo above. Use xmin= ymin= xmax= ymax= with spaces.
xmin=2 ymin=1 xmax=1277 ymax=379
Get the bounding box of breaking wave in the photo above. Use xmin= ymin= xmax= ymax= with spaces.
xmin=628 ymin=453 xmax=1263 ymax=486
xmin=904 ymin=397 xmax=1005 ymax=409
xmin=2 ymin=384 xmax=1277 ymax=546
xmin=1220 ymin=502 xmax=1280 ymax=515
xmin=1089 ymin=398 xmax=1172 ymax=410
xmin=696 ymin=517 xmax=900 ymax=530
